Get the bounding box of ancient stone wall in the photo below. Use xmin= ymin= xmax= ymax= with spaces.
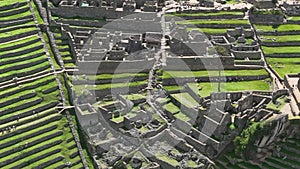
xmin=50 ymin=6 xmax=135 ymax=19
xmin=232 ymin=50 xmax=261 ymax=60
xmin=78 ymin=59 xmax=155 ymax=74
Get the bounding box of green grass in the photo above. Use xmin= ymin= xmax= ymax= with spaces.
xmin=255 ymin=24 xmax=300 ymax=32
xmin=226 ymin=0 xmax=240 ymax=4
xmin=0 ymin=35 xmax=39 ymax=49
xmin=0 ymin=40 xmax=43 ymax=55
xmin=0 ymin=61 xmax=50 ymax=80
xmin=58 ymin=74 xmax=70 ymax=105
xmin=155 ymin=152 xmax=179 ymax=167
xmin=171 ymin=92 xmax=199 ymax=108
xmin=0 ymin=10 xmax=32 ymax=21
xmin=262 ymin=46 xmax=300 ymax=54
xmin=0 ymin=56 xmax=46 ymax=71
xmin=75 ymin=73 xmax=148 ymax=81
xmin=73 ymin=80 xmax=147 ymax=94
xmin=0 ymin=75 xmax=55 ymax=96
xmin=163 ymin=69 xmax=268 ymax=79
xmin=266 ymin=57 xmax=300 ymax=78
xmin=174 ymin=112 xmax=191 ymax=122
xmin=187 ymin=27 xmax=228 ymax=34
xmin=164 ymin=85 xmax=184 ymax=92
xmin=0 ymin=27 xmax=36 ymax=38
xmin=194 ymin=79 xmax=270 ymax=96
xmin=0 ymin=0 xmax=27 ymax=7
xmin=111 ymin=115 xmax=124 ymax=123
xmin=31 ymin=1 xmax=44 ymax=24
xmin=259 ymin=35 xmax=300 ymax=42
xmin=169 ymin=11 xmax=243 ymax=17
xmin=42 ymin=33 xmax=61 ymax=69
xmin=177 ymin=19 xmax=249 ymax=25
xmin=286 ymin=16 xmax=300 ymax=21
xmin=163 ymin=102 xmax=180 ymax=114
xmin=266 ymin=96 xmax=288 ymax=111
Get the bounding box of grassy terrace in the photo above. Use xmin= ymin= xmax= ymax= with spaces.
xmin=0 ymin=27 xmax=36 ymax=38
xmin=177 ymin=19 xmax=249 ymax=25
xmin=171 ymin=92 xmax=199 ymax=108
xmin=266 ymin=96 xmax=288 ymax=111
xmin=42 ymin=33 xmax=61 ymax=69
xmin=0 ymin=111 xmax=83 ymax=169
xmin=286 ymin=16 xmax=300 ymax=21
xmin=51 ymin=27 xmax=76 ymax=68
xmin=0 ymin=9 xmax=32 ymax=21
xmin=262 ymin=46 xmax=300 ymax=54
xmin=0 ymin=1 xmax=85 ymax=168
xmin=254 ymin=24 xmax=300 ymax=32
xmin=259 ymin=35 xmax=300 ymax=42
xmin=163 ymin=69 xmax=268 ymax=79
xmin=75 ymin=73 xmax=148 ymax=81
xmin=267 ymin=57 xmax=300 ymax=78
xmin=187 ymin=27 xmax=228 ymax=34
xmin=0 ymin=0 xmax=27 ymax=6
xmin=0 ymin=35 xmax=39 ymax=49
xmin=73 ymin=80 xmax=147 ymax=94
xmin=168 ymin=11 xmax=243 ymax=17
xmin=194 ymin=80 xmax=270 ymax=96
xmin=0 ymin=74 xmax=83 ymax=168
xmin=216 ymin=136 xmax=300 ymax=169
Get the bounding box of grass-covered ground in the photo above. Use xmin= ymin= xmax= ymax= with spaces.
xmin=266 ymin=57 xmax=300 ymax=78
xmin=286 ymin=16 xmax=300 ymax=21
xmin=259 ymin=35 xmax=300 ymax=42
xmin=0 ymin=0 xmax=27 ymax=6
xmin=0 ymin=1 xmax=87 ymax=168
xmin=163 ymin=69 xmax=268 ymax=79
xmin=169 ymin=11 xmax=243 ymax=17
xmin=262 ymin=46 xmax=300 ymax=54
xmin=254 ymin=24 xmax=300 ymax=32
xmin=194 ymin=79 xmax=270 ymax=96
xmin=187 ymin=27 xmax=229 ymax=34
xmin=177 ymin=19 xmax=249 ymax=25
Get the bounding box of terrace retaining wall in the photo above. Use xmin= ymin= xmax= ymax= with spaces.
xmin=266 ymin=53 xmax=300 ymax=58
xmin=78 ymin=59 xmax=155 ymax=74
xmin=165 ymin=14 xmax=244 ymax=21
xmin=261 ymin=41 xmax=300 ymax=46
xmin=0 ymin=30 xmax=38 ymax=43
xmin=94 ymin=84 xmax=147 ymax=99
xmin=164 ymin=56 xmax=235 ymax=70
xmin=72 ymin=76 xmax=148 ymax=85
xmin=50 ymin=6 xmax=135 ymax=19
xmin=0 ymin=2 xmax=27 ymax=11
xmin=0 ymin=7 xmax=29 ymax=17
xmin=0 ymin=102 xmax=58 ymax=124
xmin=0 ymin=38 xmax=40 ymax=52
xmin=232 ymin=50 xmax=262 ymax=60
xmin=0 ymin=18 xmax=34 ymax=28
xmin=162 ymin=74 xmax=269 ymax=86
xmin=0 ymin=115 xmax=61 ymax=141
xmin=0 ymin=58 xmax=48 ymax=74
xmin=257 ymin=30 xmax=300 ymax=36
xmin=0 ymin=52 xmax=44 ymax=66
xmin=190 ymin=24 xmax=251 ymax=29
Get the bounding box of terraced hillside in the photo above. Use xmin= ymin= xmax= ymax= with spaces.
xmin=216 ymin=118 xmax=300 ymax=169
xmin=171 ymin=10 xmax=247 ymax=35
xmin=255 ymin=23 xmax=300 ymax=78
xmin=0 ymin=0 xmax=86 ymax=168
xmin=162 ymin=69 xmax=271 ymax=95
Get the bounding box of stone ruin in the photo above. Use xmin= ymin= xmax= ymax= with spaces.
xmin=211 ymin=27 xmax=263 ymax=62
